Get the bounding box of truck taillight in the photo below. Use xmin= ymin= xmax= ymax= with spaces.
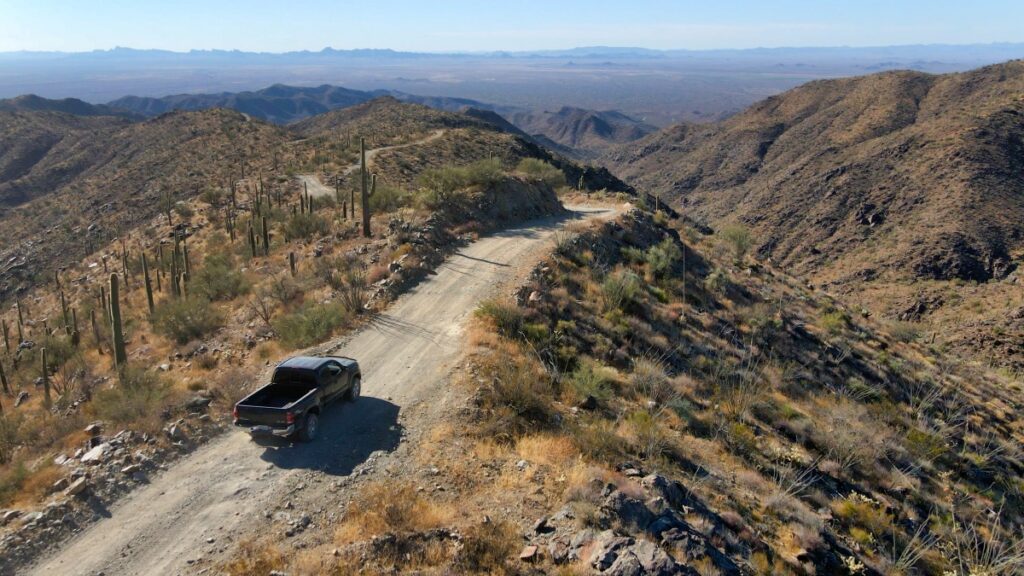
xmin=232 ymin=406 xmax=238 ymax=420
xmin=286 ymin=412 xmax=296 ymax=425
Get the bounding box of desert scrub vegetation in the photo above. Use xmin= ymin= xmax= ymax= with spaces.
xmin=152 ymin=296 xmax=223 ymax=344
xmin=462 ymin=208 xmax=1024 ymax=576
xmin=272 ymin=301 xmax=350 ymax=348
xmin=516 ymin=157 xmax=565 ymax=188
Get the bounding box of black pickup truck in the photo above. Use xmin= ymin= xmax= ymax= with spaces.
xmin=233 ymin=356 xmax=361 ymax=442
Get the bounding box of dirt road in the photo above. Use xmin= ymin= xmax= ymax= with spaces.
xmin=27 ymin=205 xmax=618 ymax=576
xmin=298 ymin=129 xmax=446 ymax=198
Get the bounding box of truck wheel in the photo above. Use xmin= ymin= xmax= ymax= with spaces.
xmin=348 ymin=377 xmax=361 ymax=402
xmin=298 ymin=413 xmax=319 ymax=442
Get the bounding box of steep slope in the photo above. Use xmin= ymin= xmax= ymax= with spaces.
xmin=607 ymin=61 xmax=1024 ymax=366
xmin=509 ymin=106 xmax=656 ymax=157
xmin=0 ymin=108 xmax=296 ymax=302
xmin=608 ymin=61 xmax=1024 ymax=285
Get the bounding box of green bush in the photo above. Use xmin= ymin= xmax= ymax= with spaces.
xmin=90 ymin=365 xmax=170 ymax=427
xmin=516 ymin=158 xmax=565 ymax=188
xmin=281 ymin=212 xmax=329 ymax=241
xmin=475 ymin=299 xmax=524 ymax=337
xmin=368 ymin=184 xmax=412 ymax=212
xmin=193 ymin=252 xmax=249 ymax=301
xmin=153 ymin=296 xmax=222 ymax=344
xmin=820 ymin=309 xmax=850 ymax=336
xmin=602 ymin=269 xmax=642 ymax=311
xmin=273 ymin=302 xmax=349 ymax=348
xmin=646 ymin=238 xmax=682 ymax=277
xmin=462 ymin=157 xmax=505 ymax=187
xmin=418 ymin=158 xmax=505 ymax=209
xmin=568 ymin=361 xmax=616 ymax=402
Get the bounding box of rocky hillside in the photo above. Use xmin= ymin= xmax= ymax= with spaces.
xmin=296 ymin=97 xmax=635 ymax=195
xmin=508 ymin=107 xmax=656 ymax=158
xmin=0 ymin=108 xmax=298 ymax=303
xmin=607 ymin=61 xmax=1024 ymax=368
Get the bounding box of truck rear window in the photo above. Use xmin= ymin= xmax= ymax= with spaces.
xmin=271 ymin=367 xmax=317 ymax=386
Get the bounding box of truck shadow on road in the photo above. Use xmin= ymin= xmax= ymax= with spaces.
xmin=254 ymin=396 xmax=403 ymax=477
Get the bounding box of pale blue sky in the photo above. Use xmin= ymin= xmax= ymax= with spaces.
xmin=1 ymin=0 xmax=1022 ymax=52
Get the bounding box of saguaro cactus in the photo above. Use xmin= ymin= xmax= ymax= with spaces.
xmin=41 ymin=347 xmax=51 ymax=409
xmin=359 ymin=137 xmax=377 ymax=238
xmin=109 ymin=274 xmax=127 ymax=368
xmin=142 ymin=253 xmax=155 ymax=314
xmin=289 ymin=252 xmax=297 ymax=276
xmin=2 ymin=318 xmax=8 ymax=352
xmin=0 ymin=360 xmax=9 ymax=395
xmin=60 ymin=290 xmax=70 ymax=332
xmin=262 ymin=216 xmax=270 ymax=256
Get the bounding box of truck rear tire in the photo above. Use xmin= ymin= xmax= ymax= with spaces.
xmin=298 ymin=412 xmax=319 ymax=442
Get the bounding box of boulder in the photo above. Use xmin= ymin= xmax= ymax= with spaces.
xmin=641 ymin=474 xmax=687 ymax=509
xmin=603 ymin=490 xmax=655 ymax=531
xmin=519 ymin=545 xmax=539 ymax=562
xmin=80 ymin=443 xmax=111 ymax=465
xmin=64 ymin=477 xmax=88 ymax=497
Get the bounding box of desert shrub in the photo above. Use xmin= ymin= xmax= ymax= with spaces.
xmin=193 ymin=252 xmax=249 ymax=301
xmin=602 ymin=269 xmax=642 ymax=311
xmin=273 ymin=302 xmax=349 ymax=348
xmin=832 ymin=495 xmax=893 ymax=536
xmin=338 ymin=481 xmax=450 ymax=539
xmin=281 ymin=212 xmax=329 ymax=241
xmin=336 ymin=268 xmax=368 ymax=314
xmin=516 ymin=158 xmax=565 ymax=188
xmin=631 ymin=355 xmax=676 ymax=406
xmin=456 ymin=521 xmax=519 ymax=573
xmin=0 ymin=462 xmax=29 ymax=506
xmin=704 ymin=268 xmax=730 ymax=294
xmin=220 ymin=540 xmax=285 ymax=576
xmin=721 ymin=224 xmax=752 ymax=263
xmin=153 ymin=296 xmax=222 ymax=344
xmin=627 ymin=410 xmax=673 ymax=460
xmin=646 ymin=238 xmax=682 ymax=277
xmin=463 ymin=157 xmax=505 ymax=187
xmin=480 ymin=353 xmax=555 ymax=436
xmin=568 ymin=360 xmax=616 ymax=402
xmin=820 ymin=309 xmax=850 ymax=336
xmin=368 ymin=183 xmax=412 ymax=212
xmin=889 ymin=321 xmax=922 ymax=343
xmin=475 ymin=299 xmax=524 ymax=337
xmin=90 ymin=365 xmax=170 ymax=427
xmin=212 ymin=368 xmax=255 ymax=406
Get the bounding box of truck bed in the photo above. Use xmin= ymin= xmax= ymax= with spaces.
xmin=240 ymin=382 xmax=316 ymax=409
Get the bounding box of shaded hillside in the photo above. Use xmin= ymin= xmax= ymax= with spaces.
xmin=0 ymin=94 xmax=137 ymax=118
xmin=0 ymin=108 xmax=298 ymax=302
xmin=109 ymin=84 xmax=376 ymax=124
xmin=0 ymin=111 xmax=130 ymax=206
xmin=607 ymin=61 xmax=1024 ymax=286
xmin=509 ymin=106 xmax=656 ymax=157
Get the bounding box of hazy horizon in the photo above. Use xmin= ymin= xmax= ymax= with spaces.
xmin=3 ymin=0 xmax=1023 ymax=53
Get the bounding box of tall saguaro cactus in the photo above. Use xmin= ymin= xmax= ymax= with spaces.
xmin=142 ymin=253 xmax=155 ymax=314
xmin=109 ymin=273 xmax=127 ymax=368
xmin=359 ymin=137 xmax=377 ymax=238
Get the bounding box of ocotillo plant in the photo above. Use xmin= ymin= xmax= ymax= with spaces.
xmin=109 ymin=274 xmax=127 ymax=368
xmin=41 ymin=347 xmax=51 ymax=409
xmin=142 ymin=253 xmax=155 ymax=314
